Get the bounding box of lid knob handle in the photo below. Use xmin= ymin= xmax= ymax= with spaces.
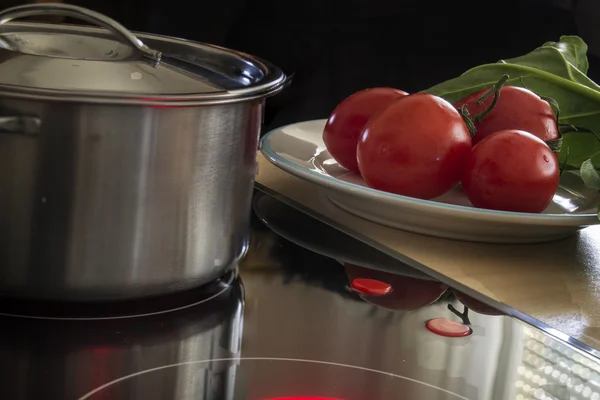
xmin=0 ymin=3 xmax=162 ymax=67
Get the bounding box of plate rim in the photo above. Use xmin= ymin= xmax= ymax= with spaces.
xmin=259 ymin=119 xmax=599 ymax=226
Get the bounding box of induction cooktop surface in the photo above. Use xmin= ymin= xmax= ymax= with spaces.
xmin=0 ymin=190 xmax=598 ymax=400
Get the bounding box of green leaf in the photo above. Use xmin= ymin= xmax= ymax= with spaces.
xmin=541 ymin=36 xmax=589 ymax=75
xmin=558 ymin=131 xmax=600 ymax=168
xmin=580 ymin=159 xmax=600 ymax=190
xmin=423 ymin=36 xmax=600 ymax=101
xmin=505 ymin=37 xmax=596 ymax=89
xmin=422 ymin=36 xmax=600 ymax=170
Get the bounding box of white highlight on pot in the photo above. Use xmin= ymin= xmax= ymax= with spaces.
xmin=77 ymin=357 xmax=472 ymax=400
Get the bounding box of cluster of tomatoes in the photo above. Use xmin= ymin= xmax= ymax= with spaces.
xmin=322 ymin=80 xmax=561 ymax=213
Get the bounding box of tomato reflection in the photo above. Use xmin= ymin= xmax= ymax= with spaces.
xmin=345 ymin=263 xmax=448 ymax=311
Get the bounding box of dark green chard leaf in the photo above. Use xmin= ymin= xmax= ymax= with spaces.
xmin=422 ymin=36 xmax=600 ymax=171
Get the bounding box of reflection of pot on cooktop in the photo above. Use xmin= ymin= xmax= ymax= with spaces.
xmin=0 ymin=270 xmax=244 ymax=400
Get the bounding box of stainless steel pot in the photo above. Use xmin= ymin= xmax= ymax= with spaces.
xmin=0 ymin=4 xmax=288 ymax=300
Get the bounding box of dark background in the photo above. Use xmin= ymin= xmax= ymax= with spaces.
xmin=5 ymin=0 xmax=598 ymax=130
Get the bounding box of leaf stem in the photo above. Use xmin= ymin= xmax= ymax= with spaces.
xmin=423 ymin=63 xmax=600 ymax=106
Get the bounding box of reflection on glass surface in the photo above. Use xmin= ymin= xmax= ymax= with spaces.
xmin=518 ymin=325 xmax=600 ymax=400
xmin=250 ymin=190 xmax=600 ymax=400
xmin=3 ymin=189 xmax=600 ymax=399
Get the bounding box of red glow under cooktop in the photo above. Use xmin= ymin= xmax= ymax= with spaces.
xmin=267 ymin=398 xmax=344 ymax=400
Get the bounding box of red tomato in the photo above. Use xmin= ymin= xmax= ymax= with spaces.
xmin=461 ymin=129 xmax=559 ymax=213
xmin=323 ymin=88 xmax=408 ymax=173
xmin=357 ymin=94 xmax=472 ymax=200
xmin=454 ymin=86 xmax=559 ymax=147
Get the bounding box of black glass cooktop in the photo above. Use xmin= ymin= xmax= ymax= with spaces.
xmin=0 ymin=190 xmax=598 ymax=400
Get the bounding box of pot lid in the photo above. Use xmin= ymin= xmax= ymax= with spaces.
xmin=0 ymin=3 xmax=288 ymax=105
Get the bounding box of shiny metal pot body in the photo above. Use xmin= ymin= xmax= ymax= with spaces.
xmin=0 ymin=98 xmax=262 ymax=300
xmin=0 ymin=4 xmax=287 ymax=300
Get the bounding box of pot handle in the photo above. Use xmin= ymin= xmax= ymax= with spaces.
xmin=0 ymin=3 xmax=162 ymax=68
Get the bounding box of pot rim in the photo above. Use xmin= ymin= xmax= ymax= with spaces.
xmin=0 ymin=22 xmax=289 ymax=106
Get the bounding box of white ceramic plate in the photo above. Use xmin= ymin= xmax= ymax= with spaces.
xmin=259 ymin=119 xmax=600 ymax=243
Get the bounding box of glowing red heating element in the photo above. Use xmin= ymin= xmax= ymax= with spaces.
xmin=266 ymin=398 xmax=344 ymax=400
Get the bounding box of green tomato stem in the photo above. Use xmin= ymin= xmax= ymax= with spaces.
xmin=545 ymin=136 xmax=563 ymax=153
xmin=472 ymin=74 xmax=510 ymax=123
xmin=459 ymin=104 xmax=477 ymax=138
